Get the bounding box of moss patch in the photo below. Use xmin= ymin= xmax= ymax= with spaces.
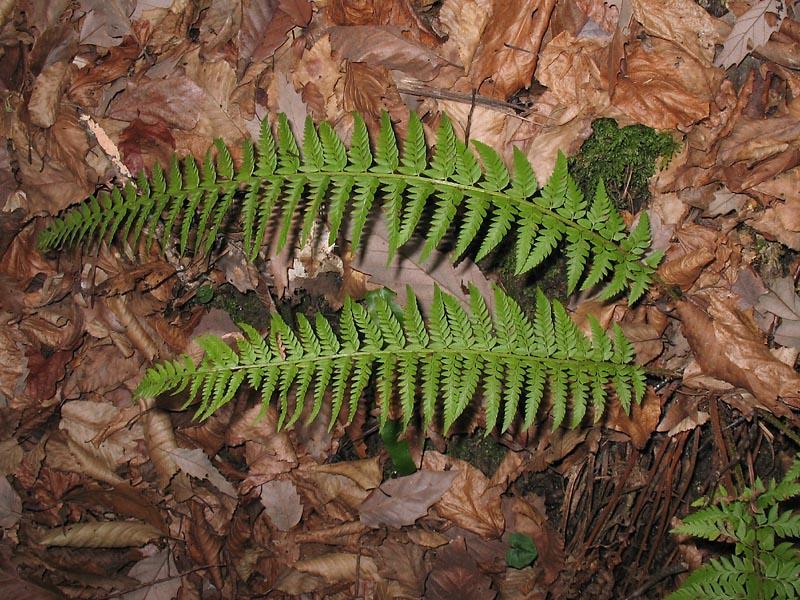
xmin=569 ymin=118 xmax=679 ymax=212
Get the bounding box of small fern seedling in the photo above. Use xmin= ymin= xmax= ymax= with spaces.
xmin=38 ymin=112 xmax=661 ymax=303
xmin=135 ymin=285 xmax=647 ymax=433
xmin=668 ymin=453 xmax=800 ymax=600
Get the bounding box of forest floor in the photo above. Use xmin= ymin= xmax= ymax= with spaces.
xmin=1 ymin=0 xmax=799 ymax=598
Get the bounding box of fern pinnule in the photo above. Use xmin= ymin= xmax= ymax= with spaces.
xmin=135 ymin=285 xmax=646 ymax=435
xmin=38 ymin=111 xmax=658 ymax=304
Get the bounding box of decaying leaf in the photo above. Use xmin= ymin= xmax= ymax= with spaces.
xmin=0 ymin=476 xmax=21 ymax=528
xmin=425 ymin=537 xmax=496 ymax=600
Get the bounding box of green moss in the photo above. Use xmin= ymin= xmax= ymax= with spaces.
xmin=568 ymin=118 xmax=680 ymax=212
xmin=446 ymin=430 xmax=506 ymax=477
xmin=201 ymin=284 xmax=270 ymax=330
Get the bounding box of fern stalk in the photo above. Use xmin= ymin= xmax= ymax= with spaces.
xmin=38 ymin=112 xmax=660 ymax=303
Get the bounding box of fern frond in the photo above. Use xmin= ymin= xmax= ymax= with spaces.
xmin=135 ymin=285 xmax=646 ymax=433
xmin=38 ymin=112 xmax=658 ymax=303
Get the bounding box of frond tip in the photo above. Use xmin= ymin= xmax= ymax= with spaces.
xmin=135 ymin=285 xmax=647 ymax=433
xmin=37 ymin=112 xmax=658 ymax=303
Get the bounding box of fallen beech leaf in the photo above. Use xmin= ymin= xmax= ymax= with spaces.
xmin=502 ymin=496 xmax=564 ymax=585
xmin=123 ymin=549 xmax=181 ymax=600
xmin=28 ymin=62 xmax=69 ymax=129
xmin=169 ymin=447 xmax=237 ymax=498
xmin=0 ymin=476 xmax=21 ymax=528
xmin=677 ymin=291 xmax=800 ymax=415
xmin=422 ymin=452 xmax=505 ymax=539
xmin=259 ymin=479 xmax=303 ymax=531
xmin=308 ymin=457 xmax=382 ymax=491
xmin=38 ymin=521 xmax=163 ymax=547
xmin=0 ymin=551 xmax=63 ymax=599
xmin=632 ymin=0 xmax=721 ymax=64
xmin=359 ymin=469 xmax=457 ymax=528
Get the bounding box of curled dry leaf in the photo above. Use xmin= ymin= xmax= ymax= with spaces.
xmin=604 ymin=385 xmax=661 ymax=449
xmin=359 ymin=469 xmax=458 ymax=528
xmin=137 ymin=396 xmax=179 ymax=490
xmin=658 ymin=247 xmax=715 ymax=289
xmin=677 ymin=291 xmax=800 ymax=415
xmin=37 ymin=521 xmax=163 ymax=547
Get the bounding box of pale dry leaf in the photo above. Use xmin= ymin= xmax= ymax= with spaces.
xmin=79 ymin=0 xmax=134 ymax=46
xmin=716 ymin=0 xmax=786 ymax=68
xmin=604 ymin=386 xmax=661 ymax=449
xmin=438 ymin=0 xmax=492 ymax=68
xmin=359 ymin=469 xmax=458 ymax=528
xmin=0 ymin=476 xmax=21 ymax=528
xmin=137 ymin=397 xmax=180 ymax=490
xmin=169 ymin=447 xmax=237 ymax=498
xmin=122 ymin=549 xmax=181 ymax=600
xmin=59 ymin=400 xmax=141 ymax=464
xmin=37 ymin=521 xmax=163 ymax=547
xmin=706 ymin=187 xmax=749 ymax=216
xmin=374 ymin=539 xmax=428 ymax=598
xmin=259 ymin=479 xmax=303 ymax=531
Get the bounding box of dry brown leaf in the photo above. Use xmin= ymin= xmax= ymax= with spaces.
xmin=168 ymin=447 xmax=237 ymax=498
xmin=0 ymin=476 xmax=21 ymax=528
xmin=422 ymin=451 xmax=504 ymax=539
xmin=259 ymin=479 xmax=303 ymax=531
xmin=604 ymin=385 xmax=661 ymax=449
xmin=716 ymin=0 xmax=786 ymax=68
xmin=502 ymin=495 xmax=564 ymax=585
xmin=124 ymin=549 xmax=181 ymax=600
xmin=631 ymin=0 xmax=721 ymax=64
xmin=28 ymin=61 xmax=70 ymax=129
xmin=330 ymin=25 xmax=457 ymax=83
xmin=37 ymin=521 xmax=163 ymax=547
xmin=136 ymin=396 xmax=180 ymax=490
xmin=307 ymin=457 xmax=382 ymax=491
xmin=438 ymin=0 xmax=492 ymax=69
xmin=425 ymin=536 xmax=496 ymax=600
xmin=657 ymin=394 xmax=711 ymax=436
xmin=658 ymin=247 xmax=715 ymax=289
xmin=612 ymin=36 xmax=722 ymax=129
xmin=359 ymin=469 xmax=458 ymax=528
xmin=467 ymin=0 xmax=554 ymax=99
xmin=374 ymin=538 xmax=428 ymax=598
xmin=293 ymin=552 xmax=379 ymax=582
xmin=677 ymin=291 xmax=800 ymax=415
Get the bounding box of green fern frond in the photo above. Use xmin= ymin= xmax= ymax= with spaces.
xmin=668 ymin=453 xmax=800 ymax=600
xmin=135 ymin=285 xmax=646 ymax=433
xmin=38 ymin=112 xmax=658 ymax=303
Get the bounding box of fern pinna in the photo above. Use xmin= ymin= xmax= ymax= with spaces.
xmin=135 ymin=284 xmax=647 ymax=433
xmin=668 ymin=454 xmax=800 ymax=600
xmin=37 ymin=112 xmax=660 ymax=303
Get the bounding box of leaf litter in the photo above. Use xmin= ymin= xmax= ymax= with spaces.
xmin=0 ymin=0 xmax=800 ymax=598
